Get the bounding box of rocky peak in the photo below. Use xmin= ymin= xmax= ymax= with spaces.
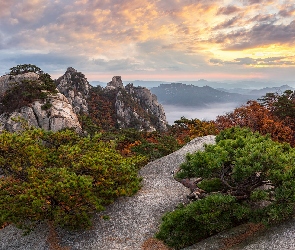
xmin=107 ymin=76 xmax=124 ymax=89
xmin=0 ymin=70 xmax=82 ymax=133
xmin=107 ymin=77 xmax=168 ymax=131
xmin=56 ymin=67 xmax=92 ymax=114
xmin=87 ymin=76 xmax=168 ymax=132
xmin=65 ymin=67 xmax=77 ymax=73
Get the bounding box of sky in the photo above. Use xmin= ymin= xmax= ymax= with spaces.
xmin=0 ymin=0 xmax=295 ymax=83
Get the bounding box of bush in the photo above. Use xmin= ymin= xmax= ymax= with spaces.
xmin=1 ymin=66 xmax=58 ymax=113
xmin=156 ymin=194 xmax=250 ymax=249
xmin=131 ymin=134 xmax=182 ymax=161
xmin=156 ymin=127 xmax=295 ymax=249
xmin=0 ymin=128 xmax=145 ymax=231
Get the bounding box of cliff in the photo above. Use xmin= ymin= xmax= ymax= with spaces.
xmin=88 ymin=76 xmax=167 ymax=132
xmin=0 ymin=71 xmax=82 ymax=133
xmin=0 ymin=66 xmax=167 ymax=133
xmin=55 ymin=67 xmax=92 ymax=114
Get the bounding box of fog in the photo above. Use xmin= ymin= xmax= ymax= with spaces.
xmin=163 ymin=103 xmax=240 ymax=124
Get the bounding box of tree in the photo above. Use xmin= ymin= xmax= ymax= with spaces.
xmin=156 ymin=127 xmax=295 ymax=249
xmin=173 ymin=117 xmax=218 ymax=139
xmin=259 ymin=90 xmax=295 ymax=132
xmin=1 ymin=66 xmax=58 ymax=113
xmin=215 ymin=101 xmax=293 ymax=144
xmin=0 ymin=128 xmax=145 ymax=231
xmin=9 ymin=64 xmax=43 ymax=75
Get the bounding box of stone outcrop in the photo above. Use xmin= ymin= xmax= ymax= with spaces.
xmin=0 ymin=71 xmax=82 ymax=133
xmin=56 ymin=67 xmax=92 ymax=114
xmin=114 ymin=83 xmax=167 ymax=131
xmin=0 ymin=72 xmax=39 ymax=96
xmin=106 ymin=76 xmax=124 ymax=89
xmin=0 ymin=69 xmax=167 ymax=133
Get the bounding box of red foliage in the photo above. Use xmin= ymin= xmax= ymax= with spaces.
xmin=215 ymin=101 xmax=293 ymax=145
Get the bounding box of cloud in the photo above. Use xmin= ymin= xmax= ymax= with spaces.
xmin=211 ymin=20 xmax=295 ymax=50
xmin=217 ymin=5 xmax=241 ymax=15
xmin=278 ymin=5 xmax=295 ymax=17
xmin=213 ymin=16 xmax=241 ymax=30
xmin=0 ymin=0 xmax=295 ymax=80
xmin=0 ymin=52 xmax=88 ymax=72
xmin=210 ymin=56 xmax=295 ymax=66
xmin=250 ymin=14 xmax=277 ymax=23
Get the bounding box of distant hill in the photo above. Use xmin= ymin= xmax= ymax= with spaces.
xmin=150 ymin=83 xmax=253 ymax=107
xmin=217 ymin=85 xmax=294 ymax=97
xmin=248 ymin=85 xmax=295 ymax=96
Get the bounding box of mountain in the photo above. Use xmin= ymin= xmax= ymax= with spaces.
xmin=150 ymin=83 xmax=252 ymax=107
xmin=0 ymin=66 xmax=167 ymax=133
xmin=56 ymin=67 xmax=92 ymax=114
xmin=0 ymin=72 xmax=83 ymax=133
xmin=217 ymin=85 xmax=295 ymax=97
xmin=248 ymin=85 xmax=295 ymax=96
xmin=88 ymin=76 xmax=167 ymax=131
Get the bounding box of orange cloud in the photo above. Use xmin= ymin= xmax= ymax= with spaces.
xmin=1 ymin=0 xmax=295 ymax=80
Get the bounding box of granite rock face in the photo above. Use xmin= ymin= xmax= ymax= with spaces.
xmin=0 ymin=69 xmax=167 ymax=133
xmin=105 ymin=77 xmax=167 ymax=131
xmin=56 ymin=67 xmax=92 ymax=114
xmin=0 ymin=72 xmax=82 ymax=133
xmin=0 ymin=72 xmax=39 ymax=96
xmin=106 ymin=76 xmax=124 ymax=89
xmin=116 ymin=83 xmax=167 ymax=131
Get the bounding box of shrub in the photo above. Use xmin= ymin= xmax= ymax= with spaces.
xmin=156 ymin=194 xmax=250 ymax=249
xmin=156 ymin=127 xmax=295 ymax=249
xmin=1 ymin=66 xmax=58 ymax=113
xmin=0 ymin=128 xmax=145 ymax=231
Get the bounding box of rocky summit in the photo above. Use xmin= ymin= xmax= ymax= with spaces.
xmin=56 ymin=67 xmax=92 ymax=114
xmin=114 ymin=79 xmax=167 ymax=131
xmin=0 ymin=67 xmax=168 ymax=133
xmin=0 ymin=71 xmax=82 ymax=133
xmin=91 ymin=76 xmax=167 ymax=131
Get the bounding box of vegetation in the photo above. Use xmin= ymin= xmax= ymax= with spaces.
xmin=156 ymin=127 xmax=295 ymax=249
xmin=215 ymin=100 xmax=293 ymax=145
xmin=0 ymin=65 xmax=57 ymax=113
xmin=0 ymin=128 xmax=145 ymax=231
xmin=9 ymin=64 xmax=43 ymax=75
xmin=5 ymin=64 xmax=295 ymax=248
xmin=173 ymin=117 xmax=218 ymax=140
xmin=259 ymin=90 xmax=295 ymax=136
xmin=87 ymin=86 xmax=118 ymax=131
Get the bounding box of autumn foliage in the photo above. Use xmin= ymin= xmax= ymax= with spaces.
xmin=156 ymin=127 xmax=295 ymax=249
xmin=173 ymin=117 xmax=218 ymax=142
xmin=215 ymin=100 xmax=293 ymax=145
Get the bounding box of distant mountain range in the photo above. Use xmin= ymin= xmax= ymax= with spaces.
xmin=150 ymin=83 xmax=254 ymax=107
xmin=92 ymin=79 xmax=295 ymax=90
xmin=150 ymin=83 xmax=295 ymax=107
xmin=217 ymin=84 xmax=295 ymax=96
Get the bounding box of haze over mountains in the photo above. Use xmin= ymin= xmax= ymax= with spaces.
xmin=91 ymin=79 xmax=295 ymax=124
xmin=92 ymin=79 xmax=295 ymax=90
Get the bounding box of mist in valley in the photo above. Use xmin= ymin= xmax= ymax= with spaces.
xmin=163 ymin=103 xmax=240 ymax=125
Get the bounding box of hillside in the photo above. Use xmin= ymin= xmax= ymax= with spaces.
xmin=0 ymin=65 xmax=167 ymax=133
xmin=217 ymin=84 xmax=295 ymax=97
xmin=150 ymin=83 xmax=252 ymax=107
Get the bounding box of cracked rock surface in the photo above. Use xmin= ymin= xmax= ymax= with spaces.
xmin=0 ymin=92 xmax=82 ymax=133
